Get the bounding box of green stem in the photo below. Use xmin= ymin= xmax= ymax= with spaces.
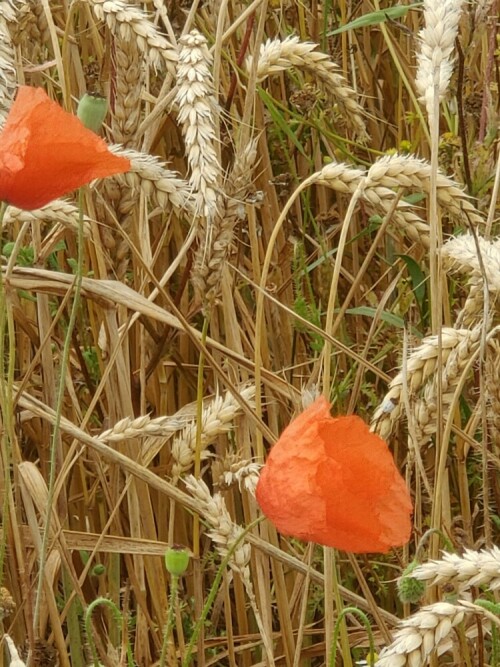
xmin=159 ymin=574 xmax=179 ymax=667
xmin=0 ymin=200 xmax=13 ymax=591
xmin=329 ymin=607 xmax=376 ymax=667
xmin=84 ymin=597 xmax=134 ymax=667
xmin=32 ymin=188 xmax=86 ymax=638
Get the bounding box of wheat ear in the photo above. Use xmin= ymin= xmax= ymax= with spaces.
xmin=376 ymin=601 xmax=486 ymax=667
xmin=247 ymin=35 xmax=367 ymax=138
xmin=89 ymin=0 xmax=177 ymax=72
xmin=174 ymin=29 xmax=221 ymax=223
xmin=191 ymin=139 xmax=259 ymax=305
xmin=111 ymin=145 xmax=194 ymax=214
xmin=485 ymin=340 xmax=500 ymax=446
xmin=111 ymin=36 xmax=143 ymax=147
xmin=412 ymin=326 xmax=481 ymax=443
xmin=4 ymin=201 xmax=93 ymax=236
xmin=442 ymin=233 xmax=500 ymax=293
xmin=3 ymin=634 xmax=25 ymax=667
xmin=183 ymin=476 xmax=275 ymax=664
xmin=215 ymin=456 xmax=261 ymax=496
xmin=410 ymin=547 xmax=500 ymax=592
xmin=415 ymin=0 xmax=465 ymax=123
xmin=0 ymin=0 xmax=17 ymax=123
xmin=171 ymin=386 xmax=256 ymax=480
xmin=372 ymin=328 xmax=476 ymax=441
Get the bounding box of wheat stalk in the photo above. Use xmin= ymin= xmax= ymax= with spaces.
xmin=89 ymin=0 xmax=177 ymax=72
xmin=415 ymin=0 xmax=465 ymax=123
xmin=247 ymin=35 xmax=367 ymax=138
xmin=410 ymin=547 xmax=500 ymax=592
xmin=174 ymin=29 xmax=221 ymax=223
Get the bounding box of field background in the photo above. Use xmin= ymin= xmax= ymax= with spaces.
xmin=0 ymin=0 xmax=499 ymax=666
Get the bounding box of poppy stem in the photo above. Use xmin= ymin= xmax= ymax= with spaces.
xmin=328 ymin=606 xmax=376 ymax=667
xmin=158 ymin=574 xmax=180 ymax=667
xmin=0 ymin=201 xmax=16 ymax=600
xmin=325 ymin=549 xmax=353 ymax=667
xmin=32 ymin=188 xmax=87 ymax=658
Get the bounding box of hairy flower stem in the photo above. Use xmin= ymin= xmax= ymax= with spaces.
xmin=0 ymin=200 xmax=15 ymax=593
xmin=85 ymin=597 xmax=134 ymax=667
xmin=32 ymin=188 xmax=86 ymax=645
xmin=159 ymin=574 xmax=179 ymax=667
xmin=329 ymin=607 xmax=375 ymax=667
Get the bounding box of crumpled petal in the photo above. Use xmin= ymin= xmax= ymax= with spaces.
xmin=256 ymin=396 xmax=412 ymax=553
xmin=0 ymin=86 xmax=130 ymax=210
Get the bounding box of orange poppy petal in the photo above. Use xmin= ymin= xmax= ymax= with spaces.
xmin=256 ymin=396 xmax=412 ymax=553
xmin=0 ymin=86 xmax=130 ymax=210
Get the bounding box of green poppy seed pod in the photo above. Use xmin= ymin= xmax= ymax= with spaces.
xmin=397 ymin=560 xmax=425 ymax=604
xmin=165 ymin=546 xmax=190 ymax=577
xmin=77 ymin=93 xmax=108 ymax=133
xmin=91 ymin=564 xmax=106 ymax=577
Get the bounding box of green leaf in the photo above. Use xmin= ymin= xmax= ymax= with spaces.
xmin=258 ymin=88 xmax=308 ymax=158
xmin=328 ymin=3 xmax=423 ymax=36
xmin=397 ymin=254 xmax=427 ymax=309
xmin=345 ymin=306 xmax=423 ymax=338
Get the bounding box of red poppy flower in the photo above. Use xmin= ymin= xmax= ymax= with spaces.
xmin=256 ymin=396 xmax=412 ymax=553
xmin=0 ymin=86 xmax=130 ymax=210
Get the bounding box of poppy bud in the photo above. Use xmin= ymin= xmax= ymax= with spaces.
xmin=91 ymin=564 xmax=106 ymax=577
xmin=397 ymin=560 xmax=425 ymax=603
xmin=165 ymin=546 xmax=190 ymax=576
xmin=77 ymin=93 xmax=108 ymax=133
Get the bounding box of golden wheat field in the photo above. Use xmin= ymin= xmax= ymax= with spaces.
xmin=0 ymin=0 xmax=499 ymax=665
